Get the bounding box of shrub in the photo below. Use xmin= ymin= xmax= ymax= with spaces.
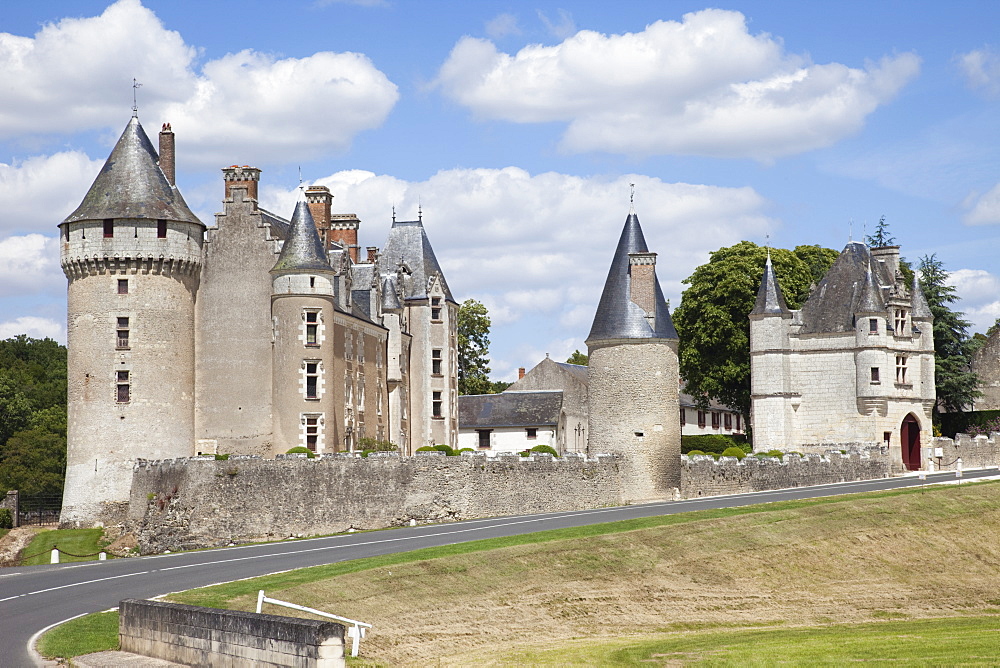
xmin=457 ymin=447 xmax=474 ymax=454
xmin=529 ymin=444 xmax=558 ymax=456
xmin=358 ymin=437 xmax=397 ymax=452
xmin=285 ymin=446 xmax=315 ymax=459
xmin=433 ymin=444 xmax=457 ymax=456
xmin=681 ymin=434 xmax=750 ymax=455
xmin=720 ymin=446 xmax=746 ymax=460
xmin=361 ymin=449 xmax=374 ymax=458
xmin=214 ymin=453 xmax=230 ymax=461
xmin=686 ymin=450 xmax=706 ymax=457
xmin=416 ymin=446 xmax=438 ymax=453
xmin=765 ymin=449 xmax=784 ymax=460
xmin=0 ymin=508 xmax=12 ymax=529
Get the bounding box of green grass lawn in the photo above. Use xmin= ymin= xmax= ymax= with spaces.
xmin=20 ymin=528 xmax=109 ymax=566
xmin=36 ymin=611 xmax=119 ymax=660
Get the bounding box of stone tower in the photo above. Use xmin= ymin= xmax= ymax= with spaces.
xmin=59 ymin=116 xmax=204 ymax=527
xmin=270 ymin=192 xmax=340 ymax=453
xmin=586 ymin=207 xmax=681 ymax=501
xmin=748 ymin=253 xmax=793 ymax=448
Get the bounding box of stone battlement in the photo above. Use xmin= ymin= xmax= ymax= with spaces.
xmin=929 ymin=433 xmax=1000 ymax=471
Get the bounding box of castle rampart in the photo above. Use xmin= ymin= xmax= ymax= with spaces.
xmin=928 ymin=434 xmax=1000 ymax=471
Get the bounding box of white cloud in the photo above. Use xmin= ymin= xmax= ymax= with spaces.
xmin=0 ymin=234 xmax=62 ymax=297
xmin=0 ymin=152 xmax=104 ymax=235
xmin=950 ymin=268 xmax=1000 ymax=334
xmin=0 ymin=316 xmax=66 ymax=343
xmin=537 ymin=9 xmax=576 ymax=40
xmin=962 ymin=182 xmax=1000 ymax=225
xmin=436 ymin=9 xmax=920 ymax=160
xmin=485 ymin=13 xmax=521 ymax=40
xmin=958 ymin=47 xmax=1000 ymax=97
xmin=0 ymin=0 xmax=398 ymax=165
xmin=262 ymin=166 xmax=774 ymax=357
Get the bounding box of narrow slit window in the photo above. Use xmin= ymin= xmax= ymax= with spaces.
xmin=869 ymin=318 xmax=878 ymax=334
xmin=157 ymin=219 xmax=167 ymax=239
xmin=871 ymin=367 xmax=880 ymax=383
xmin=103 ymin=218 xmax=114 ymax=238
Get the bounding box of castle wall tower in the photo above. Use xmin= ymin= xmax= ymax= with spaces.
xmin=749 ymin=255 xmax=795 ymax=452
xmin=59 ymin=116 xmax=204 ymax=527
xmin=586 ymin=207 xmax=681 ymax=501
xmin=270 ymin=194 xmax=340 ymax=454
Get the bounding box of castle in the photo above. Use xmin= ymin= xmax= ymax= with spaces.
xmin=750 ymin=242 xmax=935 ymax=471
xmin=59 ymin=116 xmax=457 ymax=527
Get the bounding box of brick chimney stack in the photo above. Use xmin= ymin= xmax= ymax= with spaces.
xmin=305 ymin=185 xmax=333 ymax=246
xmin=366 ymin=246 xmax=379 ymax=264
xmin=629 ymin=252 xmax=658 ymax=326
xmin=518 ymin=367 xmax=526 ymax=379
xmin=158 ymin=123 xmax=175 ymax=186
xmin=328 ymin=213 xmax=361 ymax=262
xmin=222 ymin=166 xmax=261 ymax=205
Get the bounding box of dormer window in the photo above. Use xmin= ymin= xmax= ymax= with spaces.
xmin=431 ymin=297 xmax=442 ymax=321
xmin=894 ymin=309 xmax=907 ymax=335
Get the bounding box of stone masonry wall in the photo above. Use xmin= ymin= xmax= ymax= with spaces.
xmin=681 ymin=447 xmax=890 ymax=499
xmin=929 ymin=434 xmax=1000 ymax=471
xmin=128 ymin=452 xmax=623 ymax=554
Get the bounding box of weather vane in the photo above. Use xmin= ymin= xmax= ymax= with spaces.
xmin=629 ymin=182 xmax=635 ymax=203
xmin=131 ymin=78 xmax=142 ymax=117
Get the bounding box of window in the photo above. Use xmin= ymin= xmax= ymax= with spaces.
xmin=432 ymin=349 xmax=442 ymax=375
xmin=357 ymin=338 xmax=364 ymax=364
xmin=309 ymin=276 xmax=315 ymax=289
xmin=358 ymin=374 xmax=365 ymax=409
xmin=477 ymin=429 xmax=491 ymax=449
xmin=305 ymin=311 xmax=319 ymax=346
xmin=346 ymin=333 xmax=353 ymax=360
xmin=305 ymin=362 xmax=319 ymax=399
xmin=431 ymin=297 xmax=441 ymax=321
xmin=117 ymin=279 xmax=128 ymax=295
xmin=871 ymin=367 xmax=880 ymax=383
xmin=736 ymin=414 xmax=742 ymax=431
xmin=116 ymin=317 xmax=129 ymax=349
xmin=895 ymin=309 xmax=907 ymax=334
xmin=116 ymin=370 xmax=130 ymax=403
xmin=103 ymin=218 xmax=114 ymax=238
xmin=869 ymin=318 xmax=878 ymax=333
xmin=724 ymin=413 xmax=732 ymax=430
xmin=697 ymin=411 xmax=706 ymax=428
xmin=432 ymin=391 xmax=442 ymax=418
xmin=305 ymin=416 xmax=319 ymax=452
xmin=711 ymin=412 xmax=720 ymax=429
xmin=157 ymin=219 xmax=167 ymax=239
xmin=883 ymin=431 xmax=892 ymax=446
xmin=895 ymin=355 xmax=908 ymax=384
xmin=526 ymin=427 xmax=537 ymax=439
xmin=679 ymin=408 xmax=686 ymax=426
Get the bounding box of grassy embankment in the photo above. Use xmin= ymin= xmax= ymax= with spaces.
xmin=40 ymin=481 xmax=1000 ymax=665
xmin=20 ymin=528 xmax=108 ymax=565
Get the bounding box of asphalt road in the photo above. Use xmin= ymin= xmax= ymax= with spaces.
xmin=2 ymin=468 xmax=996 ymax=667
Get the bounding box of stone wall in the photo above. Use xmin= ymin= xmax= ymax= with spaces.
xmin=1 ymin=490 xmax=17 ymax=527
xmin=929 ymin=434 xmax=1000 ymax=470
xmin=119 ymin=599 xmax=345 ymax=667
xmin=128 ymin=452 xmax=623 ymax=554
xmin=681 ymin=447 xmax=890 ymax=499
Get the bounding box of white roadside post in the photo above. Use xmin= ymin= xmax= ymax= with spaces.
xmin=50 ymin=548 xmax=59 ymax=564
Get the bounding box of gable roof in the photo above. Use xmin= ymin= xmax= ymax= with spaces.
xmin=459 ymin=391 xmax=563 ymax=428
xmin=63 ymin=116 xmax=201 ymax=225
xmin=586 ymin=208 xmax=677 ymax=343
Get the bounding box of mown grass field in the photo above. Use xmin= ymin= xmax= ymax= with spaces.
xmin=20 ymin=528 xmax=107 ymax=565
xmin=41 ymin=481 xmax=1000 ymax=665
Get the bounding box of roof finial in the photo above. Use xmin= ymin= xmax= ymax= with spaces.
xmin=392 ymin=204 xmax=396 ymax=223
xmin=862 ymin=219 xmax=867 ymax=244
xmin=765 ymin=233 xmax=771 ymax=265
xmin=298 ymin=166 xmax=303 ymax=187
xmin=418 ymin=198 xmax=422 ymax=222
xmin=630 ymin=182 xmax=635 ymax=203
xmin=849 ymin=218 xmax=853 ymax=243
xmin=131 ymin=78 xmax=142 ymax=117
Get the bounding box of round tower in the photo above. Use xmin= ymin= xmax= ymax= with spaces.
xmin=586 ymin=208 xmax=681 ymax=502
xmin=270 ymin=192 xmax=339 ymax=454
xmin=749 ymin=254 xmax=794 ymax=452
xmin=853 ymin=263 xmax=889 ymax=417
xmin=59 ymin=117 xmax=204 ymax=527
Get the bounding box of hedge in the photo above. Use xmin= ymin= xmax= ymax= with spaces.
xmin=938 ymin=410 xmax=1000 ymax=438
xmin=681 ymin=434 xmax=750 ymax=455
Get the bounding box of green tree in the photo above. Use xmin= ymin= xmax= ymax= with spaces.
xmin=673 ymin=241 xmax=838 ymax=418
xmin=865 ymin=215 xmax=896 ymax=247
xmin=488 ymin=380 xmax=512 ymax=394
xmin=0 ymin=427 xmax=66 ymax=496
xmin=918 ymin=254 xmax=981 ymax=415
xmin=566 ymin=350 xmax=589 ymax=366
xmin=457 ymin=299 xmax=493 ymax=395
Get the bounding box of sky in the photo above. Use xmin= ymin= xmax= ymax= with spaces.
xmin=3 ymin=0 xmax=1000 ymax=381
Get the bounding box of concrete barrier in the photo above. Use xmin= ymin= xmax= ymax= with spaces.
xmin=119 ymin=599 xmax=346 ymax=667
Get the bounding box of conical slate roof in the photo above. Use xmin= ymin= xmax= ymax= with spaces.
xmin=854 ymin=264 xmax=885 ymax=314
xmin=377 ymin=218 xmax=453 ymax=301
xmin=63 ymin=116 xmax=200 ymax=225
xmin=911 ymin=273 xmax=933 ymax=319
xmin=271 ymin=195 xmax=335 ymax=274
xmin=381 ymin=277 xmax=402 ymax=310
xmin=586 ymin=208 xmax=678 ymax=343
xmin=750 ymin=254 xmax=790 ymax=316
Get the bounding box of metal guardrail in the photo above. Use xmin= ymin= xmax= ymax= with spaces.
xmin=256 ymin=590 xmax=372 ymax=657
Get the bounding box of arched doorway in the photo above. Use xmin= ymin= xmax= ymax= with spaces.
xmin=900 ymin=414 xmax=921 ymax=471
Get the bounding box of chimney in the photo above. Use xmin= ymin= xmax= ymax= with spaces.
xmin=366 ymin=246 xmax=379 ymax=264
xmin=305 ymin=185 xmax=333 ymax=246
xmin=869 ymin=245 xmax=901 ymax=282
xmin=222 ymin=165 xmax=261 ymax=205
xmin=158 ymin=123 xmax=175 ymax=186
xmin=329 ymin=213 xmax=361 ymax=262
xmin=629 ymin=252 xmax=657 ymax=326
xmin=518 ymin=367 xmax=525 ymax=380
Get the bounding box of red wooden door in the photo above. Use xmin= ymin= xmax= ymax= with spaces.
xmin=901 ymin=415 xmax=921 ymax=471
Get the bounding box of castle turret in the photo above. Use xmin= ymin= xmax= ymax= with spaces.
xmin=59 ymin=116 xmax=204 ymax=527
xmin=749 ymin=254 xmax=795 ymax=452
xmin=270 ymin=192 xmax=339 ymax=454
xmin=854 ymin=262 xmax=889 ymax=416
xmin=586 ymin=207 xmax=680 ymax=501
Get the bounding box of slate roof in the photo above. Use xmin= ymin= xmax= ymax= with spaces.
xmin=798 ymin=242 xmax=880 ymax=334
xmin=458 ymin=391 xmax=563 ymax=429
xmin=381 ymin=277 xmax=401 ymax=310
xmin=271 ymin=197 xmax=336 ymax=274
xmin=63 ymin=116 xmax=201 ymax=225
xmin=855 ymin=265 xmax=885 ymax=314
xmin=554 ymin=361 xmax=588 ymax=383
xmin=377 ymin=219 xmax=454 ymax=302
xmin=750 ymin=255 xmax=790 ymax=316
xmin=911 ymin=273 xmax=933 ymax=319
xmin=586 ymin=208 xmax=678 ymax=343
xmin=258 ymin=208 xmax=290 ymax=240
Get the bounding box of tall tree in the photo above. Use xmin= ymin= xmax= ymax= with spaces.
xmin=457 ymin=299 xmax=493 ymax=395
xmin=918 ymin=254 xmax=980 ymax=415
xmin=673 ymin=241 xmax=838 ymax=418
xmin=865 ymin=215 xmax=895 ymax=247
